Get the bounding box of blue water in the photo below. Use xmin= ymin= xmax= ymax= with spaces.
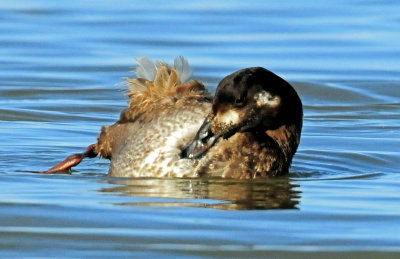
xmin=1 ymin=0 xmax=400 ymax=258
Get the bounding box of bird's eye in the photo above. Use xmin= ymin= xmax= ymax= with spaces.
xmin=234 ymin=95 xmax=246 ymax=107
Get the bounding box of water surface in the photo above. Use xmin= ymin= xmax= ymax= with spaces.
xmin=1 ymin=0 xmax=399 ymax=258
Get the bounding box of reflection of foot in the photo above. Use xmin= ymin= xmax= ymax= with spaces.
xmin=39 ymin=144 xmax=97 ymax=174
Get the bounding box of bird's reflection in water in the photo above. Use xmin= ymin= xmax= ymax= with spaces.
xmin=101 ymin=176 xmax=301 ymax=210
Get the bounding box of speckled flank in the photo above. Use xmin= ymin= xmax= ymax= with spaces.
xmin=108 ymin=102 xmax=210 ymax=177
xmin=96 ymin=57 xmax=212 ymax=177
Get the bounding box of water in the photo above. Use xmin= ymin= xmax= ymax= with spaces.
xmin=1 ymin=0 xmax=400 ymax=257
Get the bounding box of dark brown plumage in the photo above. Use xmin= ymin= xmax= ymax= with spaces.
xmin=183 ymin=66 xmax=303 ymax=178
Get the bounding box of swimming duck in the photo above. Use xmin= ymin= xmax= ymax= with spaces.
xmin=41 ymin=57 xmax=302 ymax=179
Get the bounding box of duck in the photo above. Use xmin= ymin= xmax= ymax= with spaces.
xmin=41 ymin=57 xmax=303 ymax=179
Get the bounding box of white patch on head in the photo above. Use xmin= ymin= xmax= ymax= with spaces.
xmin=218 ymin=109 xmax=240 ymax=125
xmin=254 ymin=90 xmax=281 ymax=108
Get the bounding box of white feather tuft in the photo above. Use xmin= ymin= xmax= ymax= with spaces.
xmin=174 ymin=56 xmax=192 ymax=83
xmin=135 ymin=57 xmax=157 ymax=81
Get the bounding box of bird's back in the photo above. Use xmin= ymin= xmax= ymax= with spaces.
xmin=95 ymin=57 xmax=211 ymax=177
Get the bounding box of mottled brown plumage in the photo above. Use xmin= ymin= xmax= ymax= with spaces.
xmin=41 ymin=57 xmax=302 ymax=178
xmin=95 ymin=57 xmax=212 ymax=177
